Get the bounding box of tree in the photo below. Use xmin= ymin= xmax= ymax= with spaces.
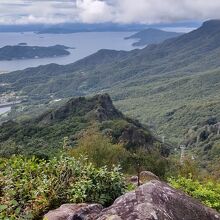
xmin=69 ymin=128 xmax=128 ymax=169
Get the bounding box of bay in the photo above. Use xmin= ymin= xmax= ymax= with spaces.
xmin=0 ymin=32 xmax=137 ymax=72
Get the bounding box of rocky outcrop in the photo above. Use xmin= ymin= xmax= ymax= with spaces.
xmin=44 ymin=180 xmax=220 ymax=220
xmin=129 ymin=171 xmax=160 ymax=186
xmin=97 ymin=180 xmax=220 ymax=220
xmin=118 ymin=125 xmax=154 ymax=149
xmin=140 ymin=171 xmax=160 ymax=181
xmin=37 ymin=94 xmax=123 ymax=124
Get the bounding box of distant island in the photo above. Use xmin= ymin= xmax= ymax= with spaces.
xmin=0 ymin=45 xmax=72 ymax=61
xmin=125 ymin=28 xmax=183 ymax=46
xmin=17 ymin=42 xmax=28 ymax=46
xmin=36 ymin=23 xmax=148 ymax=34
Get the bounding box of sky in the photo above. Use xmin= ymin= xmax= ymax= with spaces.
xmin=1 ymin=0 xmax=220 ymax=25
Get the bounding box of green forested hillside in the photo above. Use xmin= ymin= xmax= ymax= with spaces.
xmin=112 ymin=68 xmax=220 ymax=142
xmin=0 ymin=94 xmax=168 ymax=158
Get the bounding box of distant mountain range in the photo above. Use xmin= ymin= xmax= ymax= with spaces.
xmin=125 ymin=28 xmax=183 ymax=46
xmin=0 ymin=45 xmax=71 ymax=61
xmin=0 ymin=22 xmax=199 ymax=34
xmin=0 ymin=23 xmax=148 ymax=34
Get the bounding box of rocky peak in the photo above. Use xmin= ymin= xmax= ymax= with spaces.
xmin=37 ymin=93 xmax=123 ymax=124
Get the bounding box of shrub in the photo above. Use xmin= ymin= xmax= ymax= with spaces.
xmin=70 ymin=129 xmax=168 ymax=178
xmin=0 ymin=155 xmax=126 ymax=219
xmin=68 ymin=165 xmax=125 ymax=206
xmin=168 ymin=176 xmax=220 ymax=212
xmin=70 ymin=129 xmax=128 ymax=169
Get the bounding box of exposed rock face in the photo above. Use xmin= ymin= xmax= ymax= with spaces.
xmin=37 ymin=94 xmax=123 ymax=124
xmin=140 ymin=171 xmax=160 ymax=181
xmin=129 ymin=171 xmax=160 ymax=186
xmin=119 ymin=125 xmax=154 ymax=149
xmin=44 ymin=181 xmax=220 ymax=220
xmin=44 ymin=203 xmax=103 ymax=220
xmin=97 ymin=181 xmax=220 ymax=220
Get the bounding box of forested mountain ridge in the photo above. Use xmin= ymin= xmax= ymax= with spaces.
xmin=0 ymin=94 xmax=168 ymax=157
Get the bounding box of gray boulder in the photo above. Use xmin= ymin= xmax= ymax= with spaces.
xmin=44 ymin=203 xmax=103 ymax=220
xmin=44 ymin=180 xmax=220 ymax=220
xmin=97 ymin=180 xmax=220 ymax=220
xmin=140 ymin=171 xmax=160 ymax=181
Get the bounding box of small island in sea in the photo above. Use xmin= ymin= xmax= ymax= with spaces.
xmin=0 ymin=44 xmax=72 ymax=61
xmin=17 ymin=42 xmax=28 ymax=46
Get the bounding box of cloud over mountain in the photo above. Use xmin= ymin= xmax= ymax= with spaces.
xmin=1 ymin=0 xmax=220 ymax=25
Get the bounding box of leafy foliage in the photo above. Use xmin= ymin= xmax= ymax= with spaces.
xmin=70 ymin=128 xmax=168 ymax=178
xmin=70 ymin=128 xmax=128 ymax=169
xmin=0 ymin=155 xmax=126 ymax=219
xmin=168 ymin=176 xmax=220 ymax=212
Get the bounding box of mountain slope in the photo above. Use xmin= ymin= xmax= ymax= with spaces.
xmin=125 ymin=28 xmax=182 ymax=46
xmin=182 ymin=117 xmax=220 ymax=177
xmin=0 ymin=94 xmax=167 ymax=157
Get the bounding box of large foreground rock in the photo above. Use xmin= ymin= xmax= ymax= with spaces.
xmin=44 ymin=180 xmax=220 ymax=220
xmin=44 ymin=203 xmax=103 ymax=220
xmin=97 ymin=180 xmax=220 ymax=220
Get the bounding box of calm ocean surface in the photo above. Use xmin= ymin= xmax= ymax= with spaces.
xmin=0 ymin=32 xmax=138 ymax=72
xmin=0 ymin=106 xmax=11 ymax=115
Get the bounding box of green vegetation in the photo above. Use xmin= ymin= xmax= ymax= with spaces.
xmin=1 ymin=129 xmax=218 ymax=219
xmin=70 ymin=128 xmax=168 ymax=178
xmin=70 ymin=128 xmax=127 ymax=169
xmin=167 ymin=156 xmax=220 ymax=212
xmin=0 ymin=20 xmax=220 ymax=217
xmin=0 ymin=94 xmax=172 ymax=218
xmin=168 ymin=176 xmax=220 ymax=212
xmin=0 ymin=94 xmax=166 ymax=158
xmin=0 ymin=155 xmax=126 ymax=219
xmin=1 ymin=20 xmax=220 ymax=147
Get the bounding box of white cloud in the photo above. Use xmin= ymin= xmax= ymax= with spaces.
xmin=75 ymin=0 xmax=114 ymax=23
xmin=0 ymin=0 xmax=220 ymax=25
